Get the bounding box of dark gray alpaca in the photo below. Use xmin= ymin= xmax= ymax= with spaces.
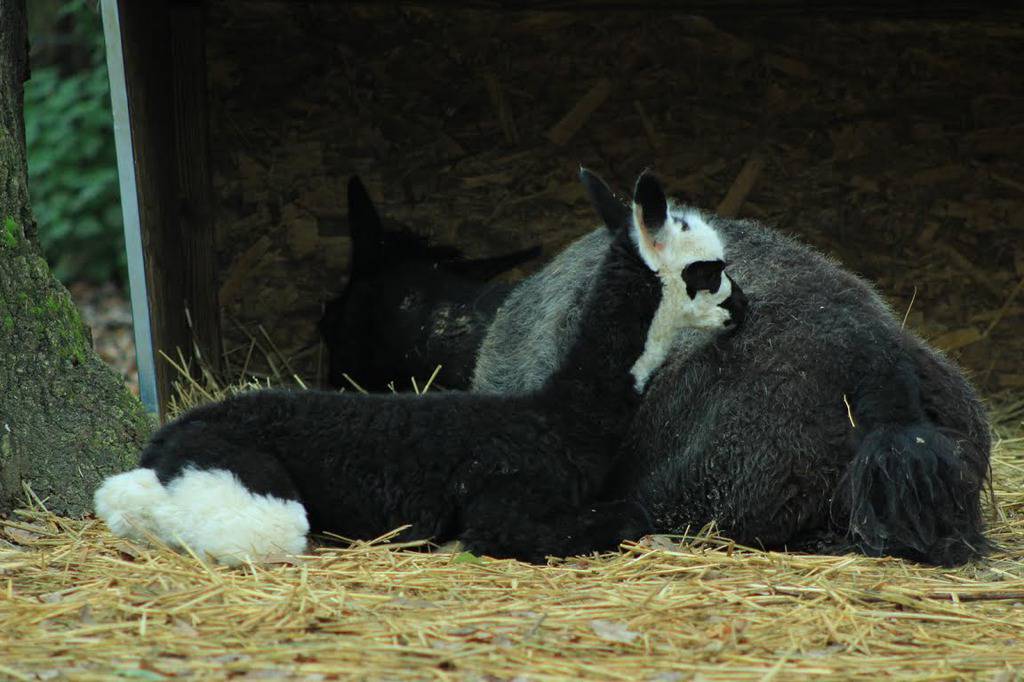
xmin=94 ymin=171 xmax=747 ymax=566
xmin=474 ymin=191 xmax=990 ymax=566
xmin=319 ymin=169 xmax=989 ymax=566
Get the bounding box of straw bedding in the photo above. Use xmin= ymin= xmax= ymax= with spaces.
xmin=1 ymin=406 xmax=1022 ymax=680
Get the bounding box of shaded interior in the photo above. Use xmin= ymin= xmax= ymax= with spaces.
xmin=204 ymin=2 xmax=1023 ymax=394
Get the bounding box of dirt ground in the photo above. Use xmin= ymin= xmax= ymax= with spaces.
xmin=69 ymin=281 xmax=139 ymax=396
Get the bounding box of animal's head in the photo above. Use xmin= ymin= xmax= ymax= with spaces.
xmin=580 ymin=168 xmax=748 ymax=390
xmin=319 ymin=177 xmax=540 ymax=391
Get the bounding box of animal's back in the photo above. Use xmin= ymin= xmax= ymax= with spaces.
xmin=472 ymin=228 xmax=612 ymax=393
xmin=474 ymin=217 xmax=891 ymax=393
xmin=140 ymin=388 xmax=593 ymax=543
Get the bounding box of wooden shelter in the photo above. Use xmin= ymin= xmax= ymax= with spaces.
xmin=102 ymin=0 xmax=1024 ymax=417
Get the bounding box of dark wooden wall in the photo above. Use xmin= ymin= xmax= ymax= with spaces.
xmin=200 ymin=1 xmax=1023 ymax=394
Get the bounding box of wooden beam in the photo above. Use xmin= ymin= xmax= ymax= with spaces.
xmin=101 ymin=0 xmax=160 ymax=415
xmin=170 ymin=1 xmax=222 ymax=377
xmin=315 ymin=0 xmax=1023 ymax=20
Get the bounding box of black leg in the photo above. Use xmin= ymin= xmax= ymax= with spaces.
xmin=459 ymin=492 xmax=653 ymax=563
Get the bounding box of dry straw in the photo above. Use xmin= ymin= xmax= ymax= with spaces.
xmin=1 ymin=353 xmax=1021 ymax=679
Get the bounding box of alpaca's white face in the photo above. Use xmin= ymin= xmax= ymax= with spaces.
xmin=629 ymin=205 xmax=735 ymax=392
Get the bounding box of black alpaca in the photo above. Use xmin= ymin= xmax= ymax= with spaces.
xmin=320 ymin=176 xmax=541 ymax=392
xmin=94 ymin=170 xmax=748 ymax=565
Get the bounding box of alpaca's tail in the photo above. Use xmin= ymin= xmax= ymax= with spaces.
xmin=94 ymin=468 xmax=169 ymax=541
xmin=839 ymin=423 xmax=988 ymax=565
xmin=838 ymin=358 xmax=990 ymax=566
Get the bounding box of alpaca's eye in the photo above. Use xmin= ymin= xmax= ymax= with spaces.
xmin=681 ymin=261 xmax=725 ymax=298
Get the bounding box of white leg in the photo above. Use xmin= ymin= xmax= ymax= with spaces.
xmin=156 ymin=467 xmax=309 ymax=566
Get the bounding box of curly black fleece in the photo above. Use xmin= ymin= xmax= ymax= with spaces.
xmin=140 ymin=212 xmax=741 ymax=562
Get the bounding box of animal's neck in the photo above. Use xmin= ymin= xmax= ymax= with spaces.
xmin=545 ymin=239 xmax=659 ymax=424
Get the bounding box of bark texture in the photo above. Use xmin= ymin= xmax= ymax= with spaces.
xmin=0 ymin=0 xmax=152 ymax=515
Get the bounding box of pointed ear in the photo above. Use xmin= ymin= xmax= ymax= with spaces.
xmin=628 ymin=170 xmax=672 ymax=270
xmin=445 ymin=244 xmax=543 ymax=281
xmin=347 ymin=176 xmax=384 ymax=277
xmin=632 ymin=170 xmax=668 ymax=234
xmin=580 ymin=167 xmax=630 ymax=233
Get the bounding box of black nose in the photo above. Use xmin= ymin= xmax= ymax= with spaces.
xmin=719 ymin=275 xmax=748 ymax=329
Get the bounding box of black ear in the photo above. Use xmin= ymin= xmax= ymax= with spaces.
xmin=348 ymin=176 xmax=384 ymax=277
xmin=445 ymin=244 xmax=543 ymax=281
xmin=633 ymin=170 xmax=668 ymax=232
xmin=580 ymin=167 xmax=631 ymax=233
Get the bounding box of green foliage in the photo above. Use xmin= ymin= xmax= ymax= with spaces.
xmin=451 ymin=551 xmax=485 ymax=565
xmin=24 ymin=0 xmax=125 ymax=283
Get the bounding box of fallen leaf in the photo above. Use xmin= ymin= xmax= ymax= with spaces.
xmin=590 ymin=619 xmax=640 ymax=644
xmin=648 ymin=673 xmax=685 ymax=682
xmin=435 ymin=539 xmax=463 ymax=553
xmin=172 ymin=618 xmax=199 ymax=637
xmin=387 ymin=597 xmax=437 ymax=609
xmin=429 ymin=640 xmax=463 ymax=651
xmin=208 ymin=653 xmax=251 ymax=664
xmin=3 ymin=526 xmax=42 ymax=545
xmin=638 ymin=535 xmax=680 ymax=551
xmin=113 ymin=669 xmax=165 ymax=680
xmin=932 ymin=327 xmax=983 ymax=352
xmin=112 ymin=540 xmax=143 ymax=560
xmin=260 ymin=553 xmax=304 ymax=566
xmin=805 ymin=643 xmax=847 ymax=658
xmin=234 ymin=670 xmax=294 ymax=680
xmin=451 ymin=551 xmax=484 ymax=565
xmin=38 ymin=591 xmax=64 ymax=604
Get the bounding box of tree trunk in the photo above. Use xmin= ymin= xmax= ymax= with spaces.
xmin=0 ymin=0 xmax=152 ymax=516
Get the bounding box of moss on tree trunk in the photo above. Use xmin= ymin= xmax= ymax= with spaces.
xmin=0 ymin=0 xmax=152 ymax=516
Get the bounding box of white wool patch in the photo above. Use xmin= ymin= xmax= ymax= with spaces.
xmin=155 ymin=468 xmax=309 ymax=566
xmin=632 ymin=205 xmax=726 ymax=273
xmin=629 ymin=206 xmax=733 ymax=392
xmin=94 ymin=468 xmax=169 ymax=540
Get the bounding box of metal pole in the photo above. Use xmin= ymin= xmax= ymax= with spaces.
xmin=100 ymin=0 xmax=159 ymax=416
